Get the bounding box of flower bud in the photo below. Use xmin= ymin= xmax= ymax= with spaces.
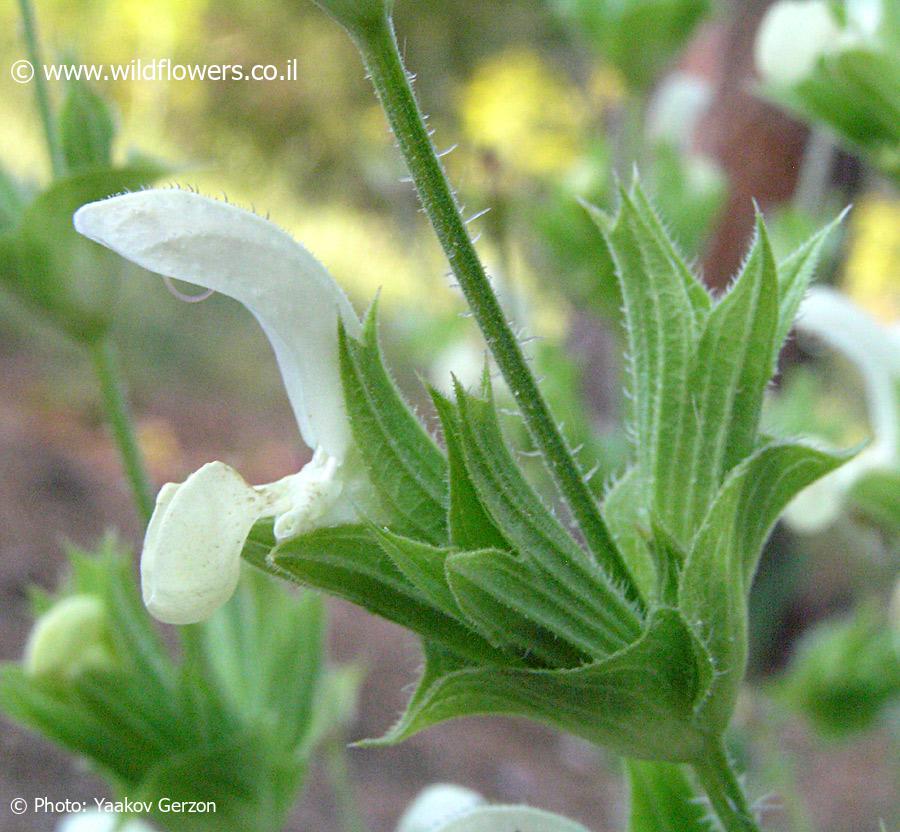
xmin=24 ymin=594 xmax=114 ymax=680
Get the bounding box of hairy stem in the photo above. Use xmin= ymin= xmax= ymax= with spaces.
xmin=90 ymin=338 xmax=154 ymax=525
xmin=17 ymin=0 xmax=64 ymax=178
xmin=355 ymin=15 xmax=634 ymax=593
xmin=693 ymin=739 xmax=763 ymax=832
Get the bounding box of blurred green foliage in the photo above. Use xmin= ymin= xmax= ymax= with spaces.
xmin=0 ymin=539 xmax=357 ymax=832
xmin=777 ymin=604 xmax=900 ymax=738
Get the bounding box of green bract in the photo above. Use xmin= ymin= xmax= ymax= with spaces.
xmin=243 ymin=177 xmax=847 ymax=770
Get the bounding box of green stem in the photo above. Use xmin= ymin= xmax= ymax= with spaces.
xmin=693 ymin=739 xmax=763 ymax=832
xmin=355 ymin=15 xmax=635 ymax=594
xmin=89 ymin=338 xmax=154 ymax=525
xmin=17 ymin=0 xmax=64 ymax=178
xmin=326 ymin=736 xmax=367 ymax=832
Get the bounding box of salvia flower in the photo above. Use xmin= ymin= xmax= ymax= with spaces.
xmin=74 ymin=189 xmax=373 ymax=624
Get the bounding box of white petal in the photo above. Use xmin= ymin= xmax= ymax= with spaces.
xmin=396 ymin=785 xmax=486 ymax=832
xmin=141 ymin=462 xmax=268 ymax=624
xmin=74 ymin=190 xmax=361 ymax=460
xmin=57 ymin=813 xmax=156 ymax=832
xmin=755 ymin=0 xmax=841 ymax=85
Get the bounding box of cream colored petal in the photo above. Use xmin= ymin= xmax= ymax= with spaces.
xmin=396 ymin=785 xmax=486 ymax=832
xmin=74 ymin=190 xmax=360 ymax=460
xmin=755 ymin=0 xmax=841 ymax=85
xmin=141 ymin=462 xmax=267 ymax=624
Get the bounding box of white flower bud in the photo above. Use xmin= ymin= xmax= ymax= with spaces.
xmin=24 ymin=594 xmax=114 ymax=680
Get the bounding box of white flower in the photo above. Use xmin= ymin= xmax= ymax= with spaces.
xmin=755 ymin=0 xmax=842 ymax=85
xmin=396 ymin=785 xmax=486 ymax=832
xmin=647 ymin=72 xmax=712 ymax=151
xmin=74 ymin=189 xmax=372 ymax=624
xmin=784 ymin=287 xmax=899 ymax=533
xmin=395 ymin=787 xmax=593 ymax=832
xmin=57 ymin=812 xmax=156 ymax=832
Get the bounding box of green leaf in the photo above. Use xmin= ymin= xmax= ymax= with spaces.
xmin=339 ymin=306 xmax=448 ymax=544
xmin=59 ymin=79 xmax=116 ymax=173
xmin=663 ymin=215 xmax=778 ymax=543
xmin=627 ymin=760 xmax=707 ymax=832
xmin=731 ymin=441 xmax=850 ymax=583
xmin=680 ymin=440 xmax=848 ymax=731
xmin=764 ymin=47 xmax=900 ymax=179
xmin=454 ymin=381 xmax=642 ymax=652
xmin=365 ymin=608 xmax=711 ymax=763
xmin=430 ymin=388 xmax=509 ymax=551
xmin=261 ymin=523 xmax=505 ymax=665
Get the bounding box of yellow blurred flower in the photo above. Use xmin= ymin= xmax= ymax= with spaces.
xmin=589 ymin=65 xmax=626 ymax=110
xmin=459 ymin=49 xmax=585 ymax=176
xmin=843 ymin=196 xmax=900 ymax=322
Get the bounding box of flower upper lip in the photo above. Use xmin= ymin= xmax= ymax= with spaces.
xmin=74 ymin=188 xmax=361 ymax=460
